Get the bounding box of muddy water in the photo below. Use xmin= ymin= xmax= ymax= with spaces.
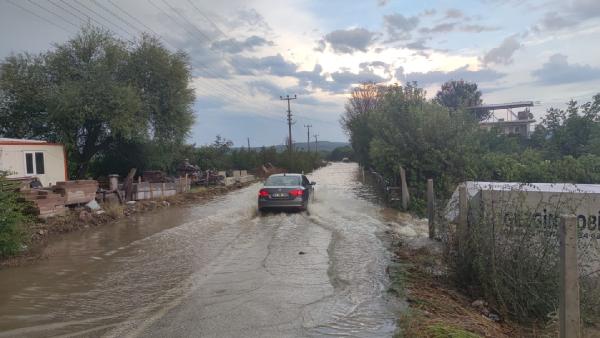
xmin=0 ymin=163 xmax=405 ymax=337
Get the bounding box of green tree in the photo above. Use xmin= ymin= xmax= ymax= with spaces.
xmin=340 ymin=82 xmax=385 ymax=166
xmin=45 ymin=27 xmax=142 ymax=178
xmin=0 ymin=26 xmax=196 ymax=178
xmin=434 ymin=80 xmax=489 ymax=120
xmin=0 ymin=54 xmax=50 ymax=139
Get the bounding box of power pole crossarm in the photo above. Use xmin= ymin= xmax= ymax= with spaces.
xmin=280 ymin=94 xmax=297 ymax=153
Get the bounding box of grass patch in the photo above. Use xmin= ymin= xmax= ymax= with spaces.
xmin=104 ymin=203 xmax=124 ymax=219
xmin=390 ymin=241 xmax=526 ymax=338
xmin=427 ymin=324 xmax=481 ymax=338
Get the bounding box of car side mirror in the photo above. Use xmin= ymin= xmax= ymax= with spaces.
xmin=310 ymin=181 xmax=316 ymax=185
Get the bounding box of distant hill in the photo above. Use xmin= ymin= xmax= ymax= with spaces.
xmin=237 ymin=141 xmax=350 ymax=153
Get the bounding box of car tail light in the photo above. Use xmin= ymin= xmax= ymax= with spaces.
xmin=259 ymin=189 xmax=269 ymax=197
xmin=289 ymin=189 xmax=303 ymax=197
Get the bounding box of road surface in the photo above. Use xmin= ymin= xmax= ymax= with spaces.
xmin=0 ymin=163 xmax=404 ymax=337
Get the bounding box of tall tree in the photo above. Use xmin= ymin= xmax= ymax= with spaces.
xmin=126 ymin=35 xmax=195 ymax=144
xmin=44 ymin=26 xmax=141 ymax=178
xmin=340 ymin=82 xmax=386 ymax=166
xmin=0 ymin=26 xmax=196 ymax=178
xmin=0 ymin=54 xmax=50 ymax=139
xmin=434 ymin=80 xmax=488 ymax=120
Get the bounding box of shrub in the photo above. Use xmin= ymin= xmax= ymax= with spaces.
xmin=0 ymin=172 xmax=29 ymax=257
xmin=446 ymin=190 xmax=600 ymax=324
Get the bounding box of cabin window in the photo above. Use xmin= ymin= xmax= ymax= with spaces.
xmin=25 ymin=153 xmax=34 ymax=174
xmin=24 ymin=152 xmax=45 ymax=175
xmin=35 ymin=152 xmax=45 ymax=174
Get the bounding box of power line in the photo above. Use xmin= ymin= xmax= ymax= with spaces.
xmin=146 ymin=0 xmax=268 ymax=107
xmin=92 ymin=0 xmax=146 ymax=36
xmin=26 ymin=0 xmax=79 ymax=30
xmin=13 ymin=0 xmax=274 ymax=121
xmin=57 ymin=0 xmax=126 ymax=40
xmin=185 ymin=0 xmax=228 ymax=39
xmin=48 ymin=0 xmax=88 ymax=25
xmin=97 ymin=0 xmax=258 ymax=105
xmin=73 ymin=0 xmax=135 ymax=37
xmin=107 ymin=0 xmax=164 ymax=39
xmin=280 ymin=94 xmax=297 ymax=153
xmin=159 ymin=0 xmax=213 ymax=42
xmin=6 ymin=0 xmax=72 ymax=34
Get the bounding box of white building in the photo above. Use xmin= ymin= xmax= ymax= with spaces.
xmin=0 ymin=138 xmax=67 ymax=186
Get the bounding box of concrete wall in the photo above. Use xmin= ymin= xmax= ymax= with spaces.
xmin=472 ymin=187 xmax=600 ymax=276
xmin=0 ymin=143 xmax=66 ymax=187
xmin=133 ymin=182 xmax=176 ymax=200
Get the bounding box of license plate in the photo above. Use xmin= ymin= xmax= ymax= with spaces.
xmin=272 ymin=193 xmax=287 ymax=198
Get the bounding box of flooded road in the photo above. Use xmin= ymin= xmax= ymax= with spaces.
xmin=0 ymin=163 xmax=404 ymax=337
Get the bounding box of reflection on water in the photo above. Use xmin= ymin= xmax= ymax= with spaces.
xmin=0 ymin=162 xmax=403 ymax=337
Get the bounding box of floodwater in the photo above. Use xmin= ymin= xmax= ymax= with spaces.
xmin=0 ymin=163 xmax=406 ymax=337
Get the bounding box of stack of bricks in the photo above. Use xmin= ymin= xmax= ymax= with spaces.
xmin=52 ymin=180 xmax=99 ymax=205
xmin=20 ymin=189 xmax=67 ymax=218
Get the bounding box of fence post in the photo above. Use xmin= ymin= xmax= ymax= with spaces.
xmin=185 ymin=173 xmax=188 ymax=192
xmin=400 ymin=166 xmax=409 ymax=210
xmin=458 ymin=184 xmax=468 ymax=248
xmin=559 ymin=214 xmax=580 ymax=338
xmin=161 ymin=182 xmax=166 ymax=198
xmin=427 ymin=179 xmax=435 ymax=239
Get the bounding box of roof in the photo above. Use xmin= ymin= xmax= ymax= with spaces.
xmin=469 ymin=101 xmax=534 ymax=110
xmin=0 ymin=138 xmax=63 ymax=146
xmin=464 ymin=181 xmax=600 ymax=194
xmin=270 ymin=173 xmax=302 ymax=177
xmin=480 ymin=119 xmax=536 ymax=126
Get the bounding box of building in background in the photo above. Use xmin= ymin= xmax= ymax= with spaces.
xmin=474 ymin=101 xmax=536 ymax=138
xmin=0 ymin=138 xmax=67 ymax=186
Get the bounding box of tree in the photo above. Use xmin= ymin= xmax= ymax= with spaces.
xmin=45 ymin=27 xmax=141 ymax=178
xmin=0 ymin=26 xmax=196 ymax=178
xmin=340 ymin=82 xmax=385 ymax=166
xmin=125 ymin=35 xmax=195 ymax=144
xmin=0 ymin=54 xmax=50 ymax=139
xmin=434 ymin=80 xmax=488 ymax=120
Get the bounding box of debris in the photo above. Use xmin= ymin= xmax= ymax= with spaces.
xmin=95 ymin=210 xmax=106 ymax=215
xmin=488 ymin=313 xmax=501 ymax=322
xmin=85 ymin=200 xmax=101 ymax=211
xmin=298 ymin=251 xmax=306 ymax=255
xmin=126 ymin=201 xmax=136 ymax=205
xmin=161 ymin=201 xmax=170 ymax=207
xmin=79 ymin=210 xmax=93 ymax=222
xmin=53 ymin=180 xmax=98 ymax=205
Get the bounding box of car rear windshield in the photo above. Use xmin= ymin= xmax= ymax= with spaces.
xmin=265 ymin=176 xmax=302 ymax=186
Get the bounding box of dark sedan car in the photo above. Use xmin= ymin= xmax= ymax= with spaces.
xmin=258 ymin=173 xmax=315 ymax=211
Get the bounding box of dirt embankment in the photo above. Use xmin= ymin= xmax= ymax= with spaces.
xmin=384 ymin=213 xmax=531 ymax=338
xmin=1 ymin=183 xmax=256 ymax=269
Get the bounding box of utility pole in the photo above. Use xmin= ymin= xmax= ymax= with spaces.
xmin=247 ymin=137 xmax=250 ymax=149
xmin=280 ymin=94 xmax=297 ymax=153
xmin=304 ymin=124 xmax=312 ymax=152
xmin=313 ymin=134 xmax=319 ymax=153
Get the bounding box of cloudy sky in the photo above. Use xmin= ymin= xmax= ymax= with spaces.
xmin=1 ymin=0 xmax=600 ymax=147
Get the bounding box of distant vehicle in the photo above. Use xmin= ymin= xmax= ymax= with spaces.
xmin=258 ymin=173 xmax=315 ymax=211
